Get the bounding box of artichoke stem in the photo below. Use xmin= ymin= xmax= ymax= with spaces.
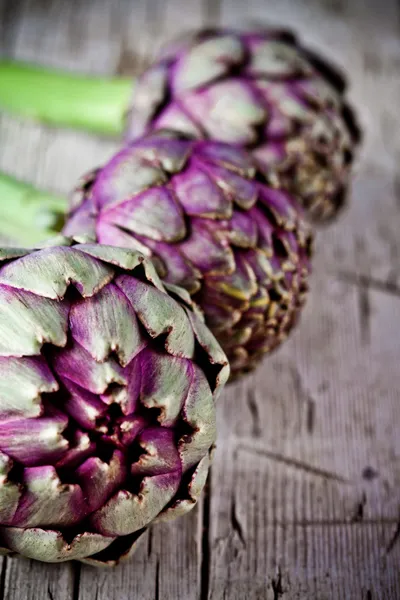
xmin=0 ymin=61 xmax=133 ymax=136
xmin=0 ymin=171 xmax=68 ymax=245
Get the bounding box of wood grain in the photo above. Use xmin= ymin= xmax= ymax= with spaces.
xmin=0 ymin=0 xmax=399 ymax=598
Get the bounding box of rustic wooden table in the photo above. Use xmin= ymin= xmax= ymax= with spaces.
xmin=0 ymin=0 xmax=399 ymax=598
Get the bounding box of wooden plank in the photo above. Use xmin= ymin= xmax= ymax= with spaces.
xmin=208 ymin=0 xmax=400 ymax=598
xmin=1 ymin=558 xmax=75 ymax=600
xmin=0 ymin=1 xmax=208 ymax=599
xmin=216 ymin=268 xmax=400 ymax=506
xmin=208 ymin=522 xmax=400 ymax=599
xmin=209 ymin=275 xmax=400 ymax=598
xmin=77 ymin=512 xmax=205 ymax=600
xmin=77 ymin=507 xmax=204 ymax=600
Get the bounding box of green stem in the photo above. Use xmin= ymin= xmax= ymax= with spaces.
xmin=0 ymin=172 xmax=68 ymax=245
xmin=0 ymin=61 xmax=133 ymax=136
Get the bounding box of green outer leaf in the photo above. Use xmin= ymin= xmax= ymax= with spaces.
xmin=155 ymin=453 xmax=211 ymax=522
xmin=179 ymin=365 xmax=216 ymax=471
xmin=69 ymin=284 xmax=146 ymax=366
xmin=90 ymin=472 xmax=180 ymax=536
xmin=0 ymin=286 xmax=68 ymax=356
xmin=116 ymin=276 xmax=196 ymax=358
xmin=0 ymin=527 xmax=115 ymax=563
xmin=78 ymin=244 xmax=144 ymax=272
xmin=0 ymin=452 xmax=21 ymax=524
xmin=185 ymin=308 xmax=230 ymax=397
xmin=0 ymin=247 xmax=115 ymax=299
xmin=0 ymin=357 xmax=57 ymax=419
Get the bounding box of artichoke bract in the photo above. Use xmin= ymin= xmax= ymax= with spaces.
xmin=64 ymin=131 xmax=313 ymax=377
xmin=0 ymin=238 xmax=228 ymax=565
xmin=127 ymin=28 xmax=361 ymax=222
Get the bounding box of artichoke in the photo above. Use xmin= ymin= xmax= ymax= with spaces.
xmin=64 ymin=131 xmax=313 ymax=377
xmin=0 ymin=237 xmax=228 ymax=565
xmin=127 ymin=27 xmax=361 ymax=222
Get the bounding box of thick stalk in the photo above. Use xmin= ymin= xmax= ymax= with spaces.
xmin=0 ymin=172 xmax=68 ymax=245
xmin=0 ymin=61 xmax=133 ymax=136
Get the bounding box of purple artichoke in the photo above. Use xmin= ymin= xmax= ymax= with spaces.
xmin=127 ymin=27 xmax=361 ymax=222
xmin=64 ymin=131 xmax=313 ymax=377
xmin=0 ymin=237 xmax=228 ymax=565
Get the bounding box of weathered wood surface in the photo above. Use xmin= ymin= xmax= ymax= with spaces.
xmin=1 ymin=0 xmax=400 ymax=598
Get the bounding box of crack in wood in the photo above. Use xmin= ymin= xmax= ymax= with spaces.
xmin=377 ymin=223 xmax=400 ymax=292
xmin=246 ymin=389 xmax=262 ymax=438
xmin=200 ymin=476 xmax=211 ymax=600
xmin=147 ymin=528 xmax=153 ymax=557
xmin=394 ymin=172 xmax=400 ymax=211
xmin=287 ymin=365 xmax=317 ymax=434
xmin=72 ymin=562 xmax=81 ymax=600
xmin=0 ymin=558 xmax=7 ymax=600
xmin=351 ymin=492 xmax=367 ymax=522
xmin=334 ymin=271 xmax=400 ymax=299
xmin=230 ymin=495 xmax=246 ymax=547
xmin=47 ymin=586 xmax=55 ymax=600
xmin=306 ymin=398 xmax=316 ymax=434
xmin=271 ymin=566 xmax=284 ymax=599
xmin=357 ymin=283 xmax=371 ymax=345
xmin=237 ymin=445 xmax=349 ymax=483
xmin=155 ymin=558 xmax=160 ymax=600
xmin=386 ymin=520 xmax=400 ymax=555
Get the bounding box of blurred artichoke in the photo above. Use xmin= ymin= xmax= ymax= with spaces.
xmin=127 ymin=28 xmax=361 ymax=222
xmin=0 ymin=237 xmax=228 ymax=565
xmin=65 ymin=131 xmax=313 ymax=377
